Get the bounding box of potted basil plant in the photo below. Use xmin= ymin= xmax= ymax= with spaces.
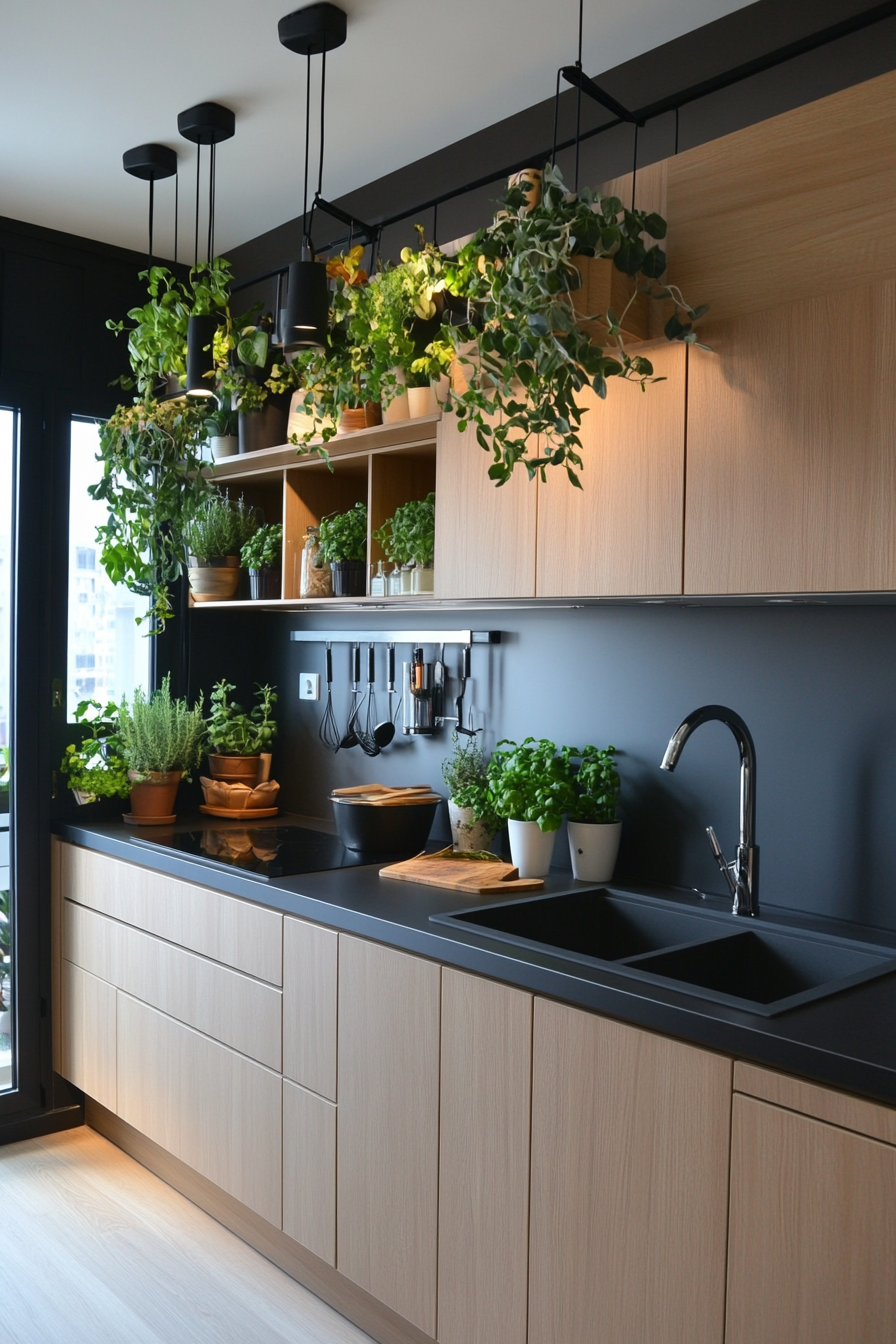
xmin=487 ymin=737 xmax=576 ymax=878
xmin=241 ymin=523 xmax=283 ymax=600
xmin=374 ymin=492 xmax=436 ymax=594
xmin=562 ymin=744 xmax=621 ymax=882
xmin=118 ymin=677 xmax=206 ymax=823
xmin=185 ymin=492 xmax=259 ymax=601
xmin=319 ymin=502 xmax=368 ymax=596
xmin=206 ymin=680 xmax=277 ymax=784
xmin=441 ymin=734 xmax=500 ymax=852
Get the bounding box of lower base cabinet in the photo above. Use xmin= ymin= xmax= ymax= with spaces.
xmin=282 ymin=1078 xmax=336 ymax=1264
xmin=116 ymin=992 xmax=282 ymax=1227
xmin=60 ymin=959 xmax=117 ymax=1112
xmin=528 ymin=998 xmax=732 ymax=1344
xmin=727 ymin=1093 xmax=896 ymax=1344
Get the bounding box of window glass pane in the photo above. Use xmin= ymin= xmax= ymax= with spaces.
xmin=0 ymin=410 xmax=14 ymax=1092
xmin=67 ymin=420 xmax=151 ymax=720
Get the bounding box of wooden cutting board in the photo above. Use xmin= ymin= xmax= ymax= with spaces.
xmin=379 ymin=848 xmax=544 ymax=894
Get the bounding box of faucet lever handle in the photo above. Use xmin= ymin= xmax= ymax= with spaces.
xmin=706 ymin=826 xmax=738 ymax=900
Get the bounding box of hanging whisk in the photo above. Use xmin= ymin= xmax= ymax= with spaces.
xmin=319 ymin=643 xmax=340 ymax=751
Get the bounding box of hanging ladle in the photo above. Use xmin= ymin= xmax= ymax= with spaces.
xmin=373 ymin=643 xmax=397 ymax=749
xmin=337 ymin=643 xmax=362 ymax=751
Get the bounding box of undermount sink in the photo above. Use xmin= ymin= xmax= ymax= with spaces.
xmin=430 ymin=888 xmax=896 ymax=1016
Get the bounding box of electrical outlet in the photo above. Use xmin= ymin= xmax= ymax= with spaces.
xmin=300 ymin=672 xmax=320 ymax=701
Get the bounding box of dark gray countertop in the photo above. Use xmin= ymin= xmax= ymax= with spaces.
xmin=57 ymin=813 xmax=896 ymax=1109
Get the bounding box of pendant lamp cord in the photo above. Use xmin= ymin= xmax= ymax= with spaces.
xmin=207 ymin=141 xmax=216 ymax=265
xmin=574 ymin=0 xmax=583 ymax=191
xmin=317 ymin=46 xmax=327 ymax=199
xmin=551 ymin=67 xmax=562 ymax=169
xmin=631 ymin=122 xmax=638 ymax=210
xmin=302 ymin=51 xmax=312 ymax=250
xmin=148 ymin=178 xmax=154 ymax=268
xmin=174 ymin=169 xmax=179 ymax=267
xmin=194 ymin=143 xmax=201 ymax=270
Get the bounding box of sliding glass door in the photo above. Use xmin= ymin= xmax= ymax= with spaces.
xmin=0 ymin=411 xmax=16 ymax=1093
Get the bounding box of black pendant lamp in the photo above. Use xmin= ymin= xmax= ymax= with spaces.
xmin=279 ymin=3 xmax=347 ymax=350
xmin=122 ymin=143 xmax=178 ymax=266
xmin=177 ymin=102 xmax=236 ymax=397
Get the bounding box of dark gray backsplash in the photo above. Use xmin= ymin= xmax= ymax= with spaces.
xmin=191 ymin=603 xmax=896 ymax=935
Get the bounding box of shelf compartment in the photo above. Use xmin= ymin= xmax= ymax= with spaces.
xmin=283 ymin=456 xmax=369 ymax=600
xmin=369 ymin=445 xmax=437 ymax=575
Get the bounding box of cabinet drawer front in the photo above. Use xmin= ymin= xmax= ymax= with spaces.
xmin=734 ymin=1060 xmax=896 ymax=1147
xmin=65 ymin=899 xmax=281 ymax=1070
xmin=283 ymin=916 xmax=337 ymax=1100
xmin=283 ymin=1079 xmax=336 ymax=1264
xmin=60 ymin=841 xmax=282 ymax=984
xmin=60 ymin=960 xmax=117 ymax=1112
xmin=116 ymin=993 xmax=281 ymax=1227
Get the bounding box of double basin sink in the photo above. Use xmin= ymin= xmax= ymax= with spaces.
xmin=431 ymin=887 xmax=896 ymax=1016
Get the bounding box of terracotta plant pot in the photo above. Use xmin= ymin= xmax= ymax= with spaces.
xmin=188 ymin=555 xmax=240 ymax=602
xmin=238 ymin=395 xmax=290 ymax=453
xmin=208 ymin=754 xmax=261 ymax=784
xmin=128 ymin=770 xmax=181 ymax=819
xmin=330 ymin=560 xmax=367 ymax=597
xmin=249 ymin=567 xmax=282 ymax=600
xmin=339 ymin=402 xmax=382 ymax=433
xmin=507 ymin=167 xmax=542 ymax=212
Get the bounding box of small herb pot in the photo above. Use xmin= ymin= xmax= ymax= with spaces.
xmin=339 ymin=403 xmax=382 ymax=433
xmin=567 ymin=820 xmax=622 ymax=883
xmin=448 ymin=801 xmax=495 ymax=853
xmin=330 ymin=561 xmax=367 ymax=597
xmin=238 ymin=397 xmax=289 ymax=454
xmin=507 ymin=818 xmax=557 ymax=879
xmin=208 ymin=754 xmax=261 ymax=784
xmin=382 ymin=369 xmax=410 ymax=424
xmin=188 ymin=555 xmax=240 ymax=602
xmin=407 ymin=385 xmax=439 ymax=418
xmin=127 ymin=769 xmax=181 ymax=820
xmin=412 ymin=565 xmax=434 ymax=594
xmin=211 ymin=435 xmax=239 ymax=460
xmin=249 ymin=567 xmax=282 ymax=600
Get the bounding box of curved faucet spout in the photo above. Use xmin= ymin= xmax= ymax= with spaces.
xmin=660 ymin=704 xmax=759 ymax=917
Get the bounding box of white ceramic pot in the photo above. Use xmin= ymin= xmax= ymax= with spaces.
xmin=412 ymin=565 xmax=434 ymax=593
xmin=383 ymin=368 xmax=410 ymax=424
xmin=567 ymin=820 xmax=622 ymax=883
xmin=407 ymin=384 xmax=439 ymax=418
xmin=508 ymin=819 xmax=557 ymax=879
xmin=448 ymin=801 xmax=495 ymax=853
xmin=211 ymin=435 xmax=239 ymax=460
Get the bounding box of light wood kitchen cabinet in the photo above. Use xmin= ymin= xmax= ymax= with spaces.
xmin=434 ymin=411 xmax=538 ymax=599
xmin=685 ymin=278 xmax=896 ymax=594
xmin=528 ymin=998 xmax=731 ymax=1344
xmin=336 ymin=935 xmax=441 ymax=1338
xmin=116 ymin=992 xmax=282 ymax=1227
xmin=726 ymin=1092 xmax=896 ymax=1344
xmin=437 ymin=969 xmax=532 ymax=1344
xmin=282 ymin=915 xmax=337 ymax=1101
xmin=59 ymin=959 xmax=117 ymax=1112
xmin=536 ymin=341 xmax=686 ymax=596
xmin=282 ymin=1078 xmax=336 ymax=1265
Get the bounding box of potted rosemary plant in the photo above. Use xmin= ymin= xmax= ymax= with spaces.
xmin=206 ymin=680 xmax=278 ymax=783
xmin=487 ymin=737 xmax=576 ymax=878
xmin=441 ymin=735 xmax=500 ymax=852
xmin=241 ymin=523 xmax=283 ymax=600
xmin=185 ymin=492 xmax=259 ymax=601
xmin=319 ymin=502 xmax=368 ymax=596
xmin=562 ymin=744 xmax=621 ymax=882
xmin=118 ymin=676 xmax=206 ymax=822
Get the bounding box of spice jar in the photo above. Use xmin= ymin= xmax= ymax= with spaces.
xmin=300 ymin=525 xmax=332 ymax=598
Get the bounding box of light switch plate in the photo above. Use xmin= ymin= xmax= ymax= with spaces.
xmin=299 ymin=672 xmax=320 ymax=701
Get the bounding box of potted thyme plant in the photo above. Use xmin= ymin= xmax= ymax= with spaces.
xmin=319 ymin=502 xmax=368 ymax=596
xmin=241 ymin=523 xmax=283 ymax=600
xmin=441 ymin=734 xmax=500 ymax=852
xmin=118 ymin=676 xmax=206 ymax=822
xmin=561 ymin=744 xmax=621 ymax=882
xmin=487 ymin=737 xmax=576 ymax=877
xmin=374 ymin=493 xmax=436 ymax=593
xmin=206 ymin=680 xmax=278 ymax=784
xmin=185 ymin=492 xmax=259 ymax=601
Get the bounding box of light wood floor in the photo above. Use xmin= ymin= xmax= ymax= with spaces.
xmin=0 ymin=1125 xmax=374 ymax=1344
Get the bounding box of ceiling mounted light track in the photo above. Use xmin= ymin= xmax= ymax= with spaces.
xmin=177 ymin=101 xmax=236 ymax=397
xmin=278 ymin=3 xmax=352 ymax=351
xmin=122 ymin=143 xmax=177 ymax=266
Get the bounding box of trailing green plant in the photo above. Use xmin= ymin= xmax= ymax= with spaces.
xmin=374 ymin=492 xmax=435 ymax=567
xmin=89 ymin=396 xmax=211 ymax=629
xmin=241 ymin=523 xmax=283 ymax=571
xmin=487 ymin=737 xmax=576 ymax=832
xmin=185 ymin=491 xmax=259 ymax=562
xmin=440 ymin=160 xmax=705 ymax=486
xmin=59 ymin=699 xmax=130 ymax=801
xmin=207 ymin=680 xmax=278 ymax=756
xmin=118 ymin=676 xmax=206 ymax=778
xmin=561 ymin=744 xmax=620 ymax=824
xmin=441 ymin=734 xmax=500 ymax=833
xmin=319 ymin=502 xmax=368 ymax=563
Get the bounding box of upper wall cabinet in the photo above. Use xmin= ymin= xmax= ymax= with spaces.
xmin=434 ymin=412 xmax=538 ymax=600
xmin=685 ymin=279 xmax=896 ymax=594
xmin=537 ymin=341 xmax=686 ymax=597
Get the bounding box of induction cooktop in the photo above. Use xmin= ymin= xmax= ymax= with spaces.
xmin=130 ymin=825 xmax=376 ymax=881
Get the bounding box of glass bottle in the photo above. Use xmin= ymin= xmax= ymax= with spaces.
xmin=370 ymin=559 xmax=386 ymax=596
xmin=300 ymin=525 xmax=332 ymax=598
xmin=388 ymin=563 xmax=403 ymax=596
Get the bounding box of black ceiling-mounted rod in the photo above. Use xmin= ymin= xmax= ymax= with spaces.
xmin=561 ymin=65 xmax=643 ymax=127
xmin=122 ymin=143 xmax=177 ymax=266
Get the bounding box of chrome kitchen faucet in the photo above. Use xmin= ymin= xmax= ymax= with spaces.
xmin=661 ymin=704 xmax=759 ymax=917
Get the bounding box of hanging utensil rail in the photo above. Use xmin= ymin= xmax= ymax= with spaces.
xmin=290 ymin=629 xmax=500 ymax=644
